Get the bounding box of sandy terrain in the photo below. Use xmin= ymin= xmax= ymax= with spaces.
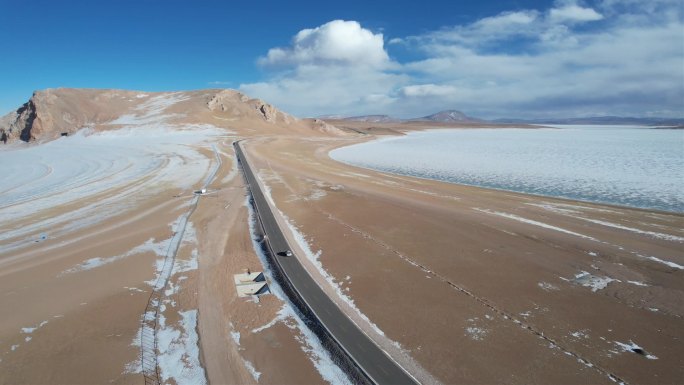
xmin=1 ymin=88 xmax=682 ymax=384
xmin=242 ymin=135 xmax=683 ymax=385
xmin=0 ymin=90 xmax=350 ymax=385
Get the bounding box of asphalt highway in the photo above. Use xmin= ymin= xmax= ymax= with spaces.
xmin=235 ymin=141 xmax=417 ymax=385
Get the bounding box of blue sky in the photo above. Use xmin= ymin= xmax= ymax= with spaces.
xmin=1 ymin=0 xmax=682 ymax=118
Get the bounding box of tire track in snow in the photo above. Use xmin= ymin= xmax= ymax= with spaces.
xmin=140 ymin=144 xmax=221 ymax=385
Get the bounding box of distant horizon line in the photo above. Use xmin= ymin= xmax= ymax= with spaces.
xmin=2 ymin=87 xmax=682 ymax=123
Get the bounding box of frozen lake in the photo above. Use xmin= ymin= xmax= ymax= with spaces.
xmin=330 ymin=126 xmax=684 ymax=213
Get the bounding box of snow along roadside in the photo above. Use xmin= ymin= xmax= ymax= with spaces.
xmin=250 ymin=167 xmax=429 ymax=385
xmin=254 ymin=169 xmax=398 ymax=343
xmin=246 ymin=197 xmax=351 ymax=385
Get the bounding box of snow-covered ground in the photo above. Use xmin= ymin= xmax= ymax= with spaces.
xmin=254 ymin=170 xmax=395 ymax=341
xmin=125 ymin=214 xmax=205 ymax=382
xmin=613 ymin=340 xmax=658 ymax=360
xmin=578 ymin=218 xmax=684 ymax=242
xmin=279 ymin=212 xmax=392 ymax=340
xmin=245 ymin=197 xmax=352 ymax=385
xmin=475 ymin=206 xmax=684 ymax=271
xmin=109 ymin=92 xmax=189 ymax=126
xmin=61 ymin=237 xmax=169 ymax=275
xmin=157 ymin=309 xmax=207 ymax=384
xmin=473 ymin=208 xmax=598 ymax=241
xmin=0 ymin=125 xmax=221 ymax=256
xmin=564 ymin=271 xmax=616 ymax=292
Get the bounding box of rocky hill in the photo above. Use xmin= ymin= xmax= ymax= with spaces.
xmin=0 ymin=88 xmax=346 ymax=144
xmin=342 ymin=115 xmax=401 ymax=123
xmin=412 ymin=110 xmax=481 ymax=123
xmin=0 ymin=88 xmax=132 ymax=143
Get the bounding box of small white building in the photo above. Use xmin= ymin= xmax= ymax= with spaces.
xmin=233 ymin=271 xmax=268 ymax=297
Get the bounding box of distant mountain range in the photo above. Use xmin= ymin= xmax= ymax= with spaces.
xmin=491 ymin=116 xmax=684 ymax=126
xmin=411 ymin=110 xmax=482 ymax=123
xmin=339 ymin=114 xmax=401 ymax=123
xmin=322 ymin=110 xmax=684 ymax=126
xmin=327 ymin=110 xmax=481 ymax=123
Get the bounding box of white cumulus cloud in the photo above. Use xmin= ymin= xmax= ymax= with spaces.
xmin=401 ymin=84 xmax=457 ymax=97
xmin=258 ymin=20 xmax=390 ymax=68
xmin=240 ymin=20 xmax=404 ymax=117
xmin=240 ymin=2 xmax=683 ymax=119
xmin=549 ymin=3 xmax=604 ymax=23
xmin=425 ymin=10 xmax=541 ymax=46
xmin=474 ymin=10 xmax=539 ymax=30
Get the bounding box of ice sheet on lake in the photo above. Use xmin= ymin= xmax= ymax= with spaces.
xmin=330 ymin=127 xmax=684 ymax=213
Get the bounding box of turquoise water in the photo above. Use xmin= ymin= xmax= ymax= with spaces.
xmin=330 ymin=126 xmax=684 ymax=213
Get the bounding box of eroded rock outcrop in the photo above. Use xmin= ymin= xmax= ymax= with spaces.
xmin=0 ymin=98 xmax=38 ymax=143
xmin=309 ymin=118 xmax=346 ymax=136
xmin=258 ymin=103 xmax=277 ymax=122
xmin=1 ymin=87 xmax=346 ymax=144
xmin=0 ymin=88 xmax=132 ymax=144
xmin=207 ymin=91 xmax=241 ymax=112
xmin=206 ymin=89 xmax=292 ymax=124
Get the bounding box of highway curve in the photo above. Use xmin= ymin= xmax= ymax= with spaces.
xmin=235 ymin=141 xmax=417 ymax=385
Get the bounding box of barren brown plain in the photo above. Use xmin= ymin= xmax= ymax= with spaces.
xmin=1 ymin=89 xmax=682 ymax=385
xmin=241 ymin=131 xmax=684 ymax=385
